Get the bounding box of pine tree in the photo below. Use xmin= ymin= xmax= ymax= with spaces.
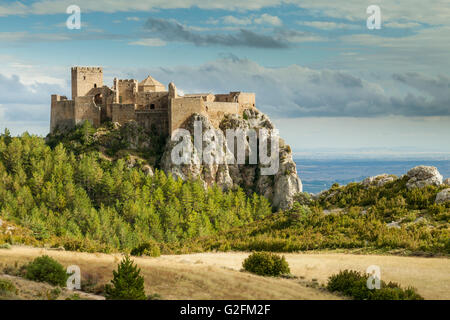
xmin=105 ymin=255 xmax=146 ymax=300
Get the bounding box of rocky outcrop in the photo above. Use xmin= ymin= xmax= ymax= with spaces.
xmin=444 ymin=178 xmax=450 ymax=186
xmin=362 ymin=174 xmax=397 ymax=187
xmin=161 ymin=109 xmax=302 ymax=210
xmin=435 ymin=188 xmax=450 ymax=204
xmin=406 ymin=166 xmax=443 ymax=189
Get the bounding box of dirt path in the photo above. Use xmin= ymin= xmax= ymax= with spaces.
xmin=1 ymin=246 xmax=448 ymax=300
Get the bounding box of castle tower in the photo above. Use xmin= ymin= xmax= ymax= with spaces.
xmin=71 ymin=66 xmax=103 ymax=99
xmin=138 ymin=75 xmax=165 ymax=92
xmin=168 ymin=82 xmax=177 ymax=98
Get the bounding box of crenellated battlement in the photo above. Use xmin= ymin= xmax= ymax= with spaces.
xmin=71 ymin=66 xmax=102 ymax=72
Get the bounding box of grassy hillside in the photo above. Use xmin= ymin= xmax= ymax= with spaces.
xmin=0 ymin=124 xmax=448 ymax=256
xmin=172 ymin=178 xmax=450 ymax=255
xmin=0 ymin=127 xmax=271 ymax=253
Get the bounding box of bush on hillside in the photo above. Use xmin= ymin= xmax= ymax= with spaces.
xmin=326 ymin=269 xmax=423 ymax=300
xmin=0 ymin=279 xmax=18 ymax=295
xmin=242 ymin=252 xmax=290 ymax=277
xmin=24 ymin=255 xmax=68 ymax=286
xmin=105 ymin=255 xmax=146 ymax=300
xmin=130 ymin=241 xmax=161 ymax=257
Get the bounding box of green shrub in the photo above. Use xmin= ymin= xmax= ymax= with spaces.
xmin=0 ymin=279 xmax=18 ymax=295
xmin=105 ymin=256 xmax=146 ymax=300
xmin=130 ymin=241 xmax=161 ymax=257
xmin=45 ymin=287 xmax=61 ymax=300
xmin=242 ymin=252 xmax=290 ymax=277
xmin=65 ymin=293 xmax=81 ymax=300
xmin=25 ymin=255 xmax=68 ymax=286
xmin=326 ymin=269 xmax=423 ymax=300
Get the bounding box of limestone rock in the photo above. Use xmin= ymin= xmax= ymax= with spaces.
xmin=435 ymin=188 xmax=450 ymax=204
xmin=362 ymin=174 xmax=396 ymax=187
xmin=161 ymin=109 xmax=302 ymax=210
xmin=444 ymin=178 xmax=450 ymax=186
xmin=386 ymin=221 xmax=400 ymax=229
xmin=142 ymin=165 xmax=154 ymax=177
xmin=406 ymin=166 xmax=443 ymax=189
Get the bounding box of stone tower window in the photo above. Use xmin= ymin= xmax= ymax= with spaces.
xmin=150 ymin=104 xmax=155 ymax=109
xmin=94 ymin=84 xmax=97 ymax=88
xmin=83 ymin=76 xmax=86 ymax=80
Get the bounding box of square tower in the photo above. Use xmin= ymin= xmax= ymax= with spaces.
xmin=71 ymin=66 xmax=103 ymax=99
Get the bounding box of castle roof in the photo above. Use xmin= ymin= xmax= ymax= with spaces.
xmin=139 ymin=75 xmax=165 ymax=88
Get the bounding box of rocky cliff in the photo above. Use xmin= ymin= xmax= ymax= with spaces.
xmin=160 ymin=108 xmax=302 ymax=210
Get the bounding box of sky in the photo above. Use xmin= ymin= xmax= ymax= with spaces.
xmin=0 ymin=0 xmax=449 ymax=156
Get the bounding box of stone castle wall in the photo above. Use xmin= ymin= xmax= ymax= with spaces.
xmin=169 ymin=97 xmax=206 ymax=134
xmin=116 ymin=79 xmax=138 ymax=104
xmin=111 ymin=103 xmax=136 ymax=124
xmin=204 ymin=101 xmax=239 ymax=128
xmin=136 ymin=92 xmax=169 ymax=110
xmin=136 ymin=110 xmax=169 ymax=133
xmin=51 ymin=67 xmax=256 ymax=136
xmin=51 ymin=95 xmax=75 ymax=132
xmin=73 ymin=96 xmax=101 ymax=127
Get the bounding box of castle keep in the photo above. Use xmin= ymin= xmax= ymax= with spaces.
xmin=51 ymin=67 xmax=256 ymax=135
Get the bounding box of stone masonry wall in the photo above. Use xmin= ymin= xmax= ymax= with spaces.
xmin=204 ymin=101 xmax=239 ymax=128
xmin=73 ymin=96 xmax=101 ymax=127
xmin=169 ymin=97 xmax=206 ymax=134
xmin=111 ymin=103 xmax=136 ymax=124
xmin=50 ymin=95 xmax=75 ymax=133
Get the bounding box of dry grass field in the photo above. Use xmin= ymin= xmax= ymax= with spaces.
xmin=0 ymin=246 xmax=448 ymax=300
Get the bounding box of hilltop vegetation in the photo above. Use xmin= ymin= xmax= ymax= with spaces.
xmin=0 ymin=127 xmax=271 ymax=253
xmin=171 ymin=178 xmax=450 ymax=255
xmin=0 ymin=123 xmax=448 ymax=256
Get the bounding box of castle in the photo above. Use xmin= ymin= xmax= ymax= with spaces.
xmin=50 ymin=67 xmax=256 ymax=135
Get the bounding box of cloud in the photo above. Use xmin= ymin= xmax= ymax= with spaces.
xmin=0 ymin=30 xmax=133 ymax=45
xmin=1 ymin=1 xmax=448 ymax=27
xmin=254 ymin=14 xmax=282 ymax=26
xmin=128 ymin=38 xmax=166 ymax=46
xmin=144 ymin=17 xmax=290 ymax=48
xmin=126 ymin=57 xmax=450 ymax=118
xmin=0 ymin=73 xmax=63 ymax=105
xmin=297 ymin=21 xmax=359 ymax=30
xmin=0 ymin=73 xmax=64 ymax=132
xmin=384 ymin=22 xmax=421 ymax=28
xmin=222 ymin=15 xmax=252 ymax=26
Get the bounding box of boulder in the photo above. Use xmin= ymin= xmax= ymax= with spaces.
xmin=406 ymin=166 xmax=443 ymax=189
xmin=386 ymin=221 xmax=400 ymax=229
xmin=443 ymin=178 xmax=450 ymax=186
xmin=142 ymin=165 xmax=154 ymax=177
xmin=362 ymin=174 xmax=396 ymax=187
xmin=435 ymin=188 xmax=450 ymax=204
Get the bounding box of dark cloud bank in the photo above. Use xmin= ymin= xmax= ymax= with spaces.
xmin=144 ymin=17 xmax=290 ymax=48
xmin=133 ymin=58 xmax=450 ymax=118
